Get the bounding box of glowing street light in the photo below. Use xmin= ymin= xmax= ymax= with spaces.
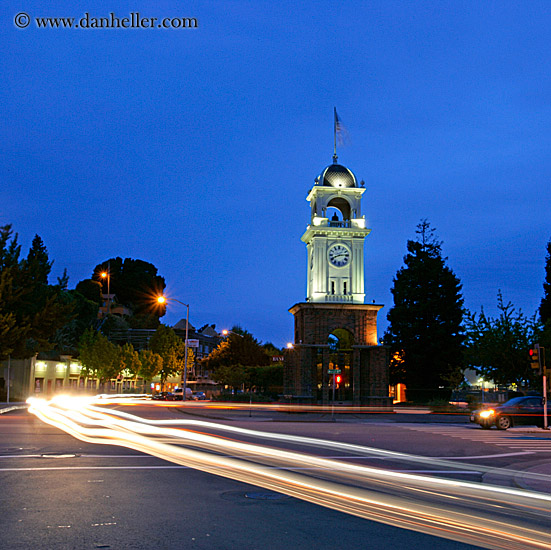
xmin=221 ymin=329 xmax=243 ymax=338
xmin=157 ymin=295 xmax=190 ymax=403
xmin=100 ymin=265 xmax=110 ymax=315
xmin=286 ymin=342 xmax=294 ymax=349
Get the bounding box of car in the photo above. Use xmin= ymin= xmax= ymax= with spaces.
xmin=152 ymin=391 xmax=173 ymax=401
xmin=192 ymin=391 xmax=207 ymax=400
xmin=470 ymin=395 xmax=546 ymax=430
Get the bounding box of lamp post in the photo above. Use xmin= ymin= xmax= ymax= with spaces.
xmin=157 ymin=295 xmax=190 ymax=403
xmin=100 ymin=263 xmax=110 ymax=316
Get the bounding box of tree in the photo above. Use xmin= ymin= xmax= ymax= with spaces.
xmin=149 ymin=324 xmax=194 ymax=388
xmin=204 ymin=327 xmax=270 ymax=370
xmin=137 ymin=349 xmax=163 ymax=391
xmin=53 ymin=289 xmax=99 ymax=355
xmin=384 ymin=220 xmax=465 ymax=401
xmin=540 ymin=238 xmax=551 ymax=326
xmin=75 ymin=279 xmax=103 ymax=305
xmin=89 ymin=257 xmax=166 ymax=321
xmin=203 ymin=327 xmax=270 ymax=392
xmin=465 ymin=293 xmax=540 ymax=387
xmin=78 ymin=328 xmax=121 ymax=387
xmin=212 ymin=364 xmax=247 ymax=390
xmin=138 ymin=349 xmax=163 ymax=380
xmin=247 ymin=364 xmax=283 ymax=395
xmin=119 ymin=343 xmax=141 ymax=378
xmin=0 ymin=225 xmax=74 ymax=359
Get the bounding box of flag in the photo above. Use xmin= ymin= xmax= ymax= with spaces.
xmin=334 ymin=108 xmax=349 ymax=147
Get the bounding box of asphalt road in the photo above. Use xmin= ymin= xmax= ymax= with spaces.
xmin=1 ymin=405 xmax=550 ymax=550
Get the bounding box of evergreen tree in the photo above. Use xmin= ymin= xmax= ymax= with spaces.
xmin=0 ymin=226 xmax=27 ymax=357
xmin=23 ymin=235 xmax=52 ymax=285
xmin=0 ymin=225 xmax=74 ymax=359
xmin=384 ymin=220 xmax=465 ymax=401
xmin=539 ymin=238 xmax=551 ymax=325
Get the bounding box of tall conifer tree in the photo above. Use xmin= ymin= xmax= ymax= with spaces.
xmin=384 ymin=220 xmax=465 ymax=401
xmin=539 ymin=239 xmax=551 ymax=325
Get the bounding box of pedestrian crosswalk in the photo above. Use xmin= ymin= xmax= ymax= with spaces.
xmin=401 ymin=424 xmax=551 ymax=454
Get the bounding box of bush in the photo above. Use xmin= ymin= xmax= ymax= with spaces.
xmin=428 ymin=398 xmax=469 ymax=414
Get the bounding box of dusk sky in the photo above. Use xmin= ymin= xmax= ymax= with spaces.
xmin=2 ymin=1 xmax=550 ymax=347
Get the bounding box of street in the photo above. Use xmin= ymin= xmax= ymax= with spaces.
xmin=1 ymin=401 xmax=550 ymax=550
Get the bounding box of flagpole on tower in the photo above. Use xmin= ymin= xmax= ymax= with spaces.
xmin=333 ymin=107 xmax=338 ymax=163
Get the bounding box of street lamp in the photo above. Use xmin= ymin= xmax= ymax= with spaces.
xmin=157 ymin=295 xmax=190 ymax=403
xmin=221 ymin=329 xmax=243 ymax=338
xmin=100 ymin=265 xmax=110 ymax=315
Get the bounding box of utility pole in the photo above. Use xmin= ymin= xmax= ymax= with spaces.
xmin=6 ymin=355 xmax=10 ymax=404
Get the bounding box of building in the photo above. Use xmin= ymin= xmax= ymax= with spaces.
xmin=284 ymin=154 xmax=392 ymax=407
xmin=97 ymin=293 xmax=132 ymax=319
xmin=0 ymin=320 xmax=223 ymax=401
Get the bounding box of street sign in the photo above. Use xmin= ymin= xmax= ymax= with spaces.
xmin=328 ymin=369 xmax=341 ymax=374
xmin=186 ymin=339 xmax=199 ymax=348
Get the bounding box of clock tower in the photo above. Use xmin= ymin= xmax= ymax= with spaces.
xmin=285 ymin=154 xmax=391 ymax=408
xmin=303 ymin=159 xmax=371 ymax=304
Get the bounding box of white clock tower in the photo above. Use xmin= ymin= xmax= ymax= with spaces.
xmin=302 ymin=158 xmax=371 ymax=303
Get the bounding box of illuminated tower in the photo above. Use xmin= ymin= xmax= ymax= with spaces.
xmin=285 ymin=152 xmax=390 ymax=408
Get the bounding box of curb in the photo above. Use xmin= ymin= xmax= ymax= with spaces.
xmin=0 ymin=405 xmax=28 ymax=414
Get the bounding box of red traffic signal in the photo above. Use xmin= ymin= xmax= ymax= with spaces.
xmin=335 ymin=374 xmax=342 ymax=384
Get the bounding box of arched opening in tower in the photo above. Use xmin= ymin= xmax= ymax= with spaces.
xmin=316 ymin=328 xmax=354 ymax=401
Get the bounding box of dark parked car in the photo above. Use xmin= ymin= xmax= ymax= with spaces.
xmin=152 ymin=392 xmax=173 ymax=401
xmin=470 ymin=396 xmax=546 ymax=430
xmin=192 ymin=391 xmax=207 ymax=400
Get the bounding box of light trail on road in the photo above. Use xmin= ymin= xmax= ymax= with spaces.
xmin=27 ymin=395 xmax=551 ymax=550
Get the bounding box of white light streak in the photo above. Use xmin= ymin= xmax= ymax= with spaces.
xmin=26 ymin=396 xmax=551 ymax=550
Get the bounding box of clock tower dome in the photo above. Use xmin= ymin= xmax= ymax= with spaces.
xmin=303 ymin=159 xmax=370 ymax=303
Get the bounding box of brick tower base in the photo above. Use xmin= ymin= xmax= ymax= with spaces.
xmin=284 ymin=303 xmax=392 ymax=408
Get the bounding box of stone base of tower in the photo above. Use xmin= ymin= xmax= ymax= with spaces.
xmin=284 ymin=302 xmax=392 ymax=408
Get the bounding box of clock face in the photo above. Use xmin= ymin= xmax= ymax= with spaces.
xmin=328 ymin=244 xmax=351 ymax=267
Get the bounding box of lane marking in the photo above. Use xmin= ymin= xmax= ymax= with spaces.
xmin=0 ymin=464 xmax=482 ymax=475
xmin=0 ymin=450 xmax=535 ymax=461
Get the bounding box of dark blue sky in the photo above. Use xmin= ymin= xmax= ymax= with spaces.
xmin=2 ymin=1 xmax=550 ymax=347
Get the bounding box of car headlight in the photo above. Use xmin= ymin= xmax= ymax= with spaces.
xmin=479 ymin=409 xmax=495 ymax=419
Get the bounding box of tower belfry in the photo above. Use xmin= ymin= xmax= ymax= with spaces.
xmin=284 ymin=133 xmax=391 ymax=408
xmin=303 ymin=160 xmax=370 ymax=304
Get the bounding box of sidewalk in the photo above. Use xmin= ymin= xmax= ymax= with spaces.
xmin=0 ymin=402 xmax=28 ymax=414
xmin=514 ymin=460 xmax=551 ymax=493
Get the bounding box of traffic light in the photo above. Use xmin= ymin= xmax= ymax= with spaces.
xmin=529 ymin=347 xmax=540 ymax=370
xmin=335 ymin=374 xmax=342 ymax=384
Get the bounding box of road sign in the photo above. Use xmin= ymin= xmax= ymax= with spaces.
xmin=186 ymin=339 xmax=199 ymax=348
xmin=328 ymin=369 xmax=341 ymax=374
